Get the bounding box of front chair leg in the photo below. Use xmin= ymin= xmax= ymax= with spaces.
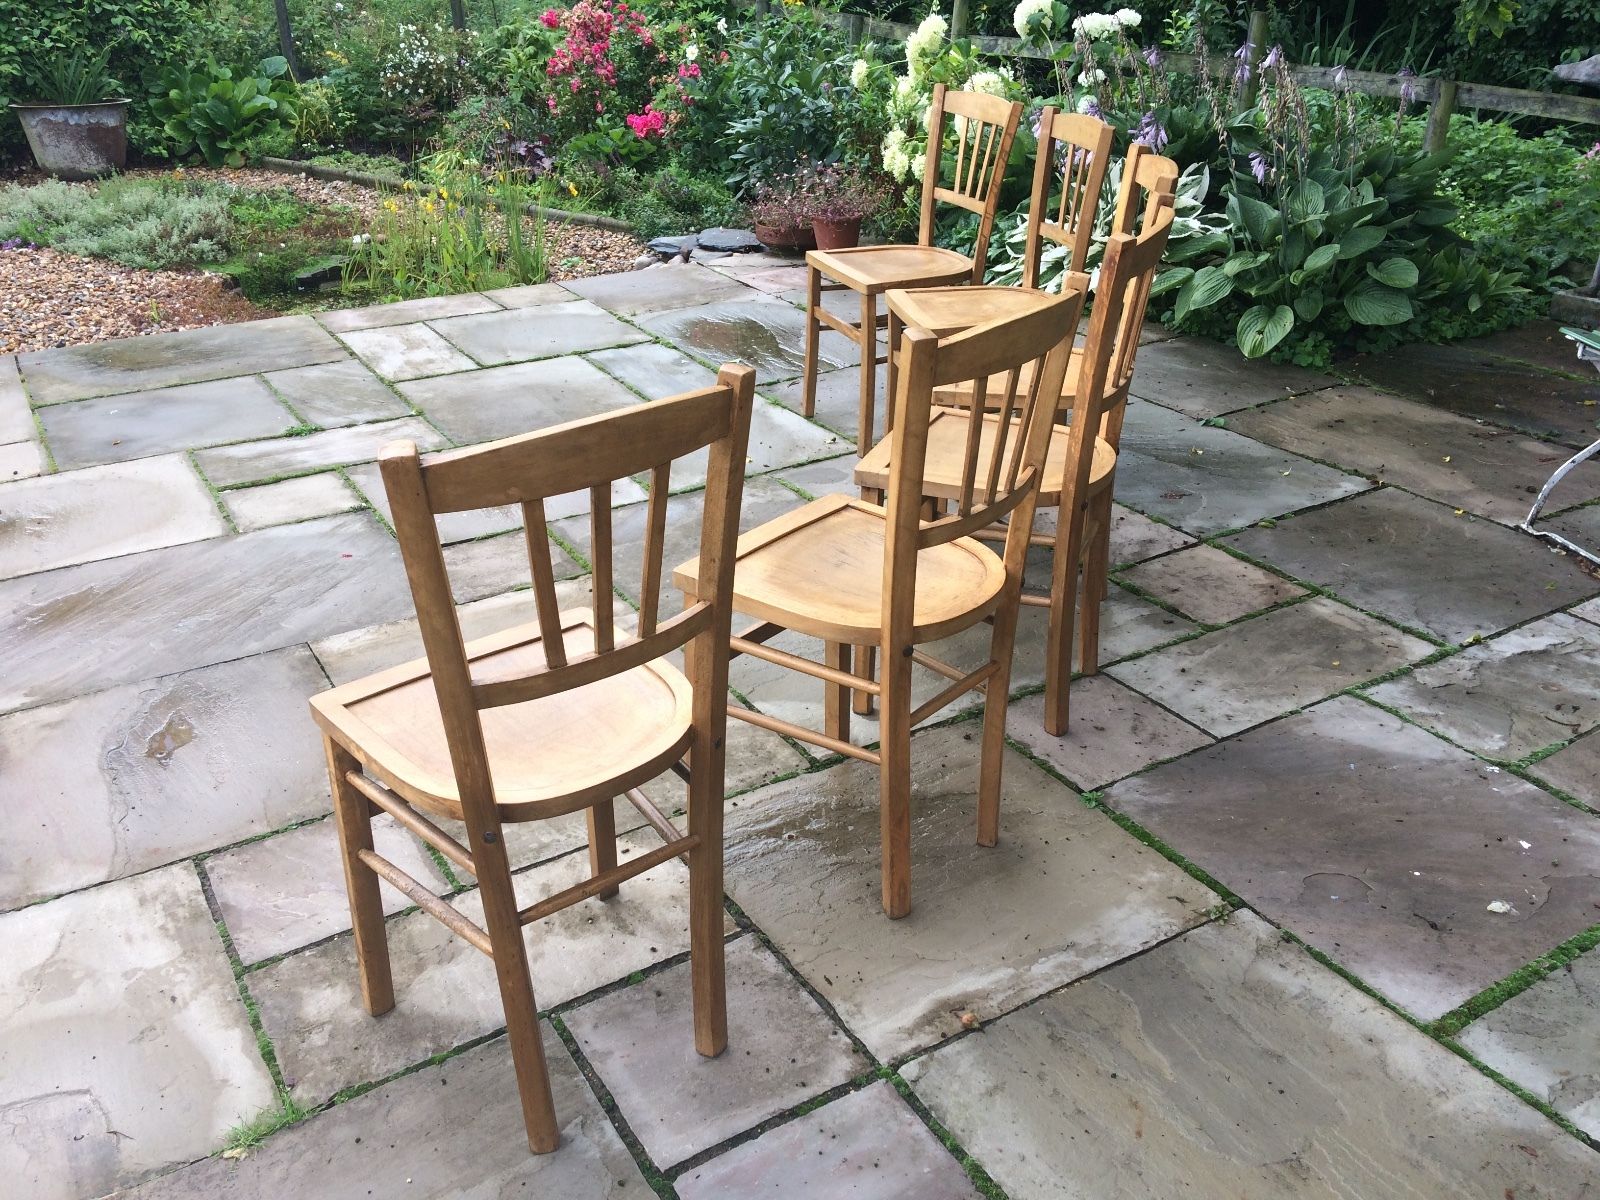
xmin=686 ymin=726 xmax=728 ymax=1057
xmin=587 ymin=801 xmax=619 ymax=899
xmin=877 ymin=634 xmax=915 ymax=919
xmin=801 ymin=264 xmax=823 ymax=418
xmin=1043 ymin=501 xmax=1087 ymax=737
xmin=326 ymin=739 xmax=394 ymax=1016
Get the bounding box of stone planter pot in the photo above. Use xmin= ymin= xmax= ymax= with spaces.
xmin=811 ymin=217 xmax=862 ymax=251
xmin=11 ymin=101 xmax=130 ymax=180
xmin=753 ymin=221 xmax=816 ymax=253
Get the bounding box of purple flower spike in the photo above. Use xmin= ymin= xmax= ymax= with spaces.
xmin=1249 ymin=151 xmax=1269 ymax=185
xmin=1134 ymin=110 xmax=1169 ymax=152
xmin=1233 ymin=42 xmax=1254 ymax=84
xmin=1142 ymin=44 xmax=1163 ymax=68
xmin=1397 ymin=65 xmax=1418 ymax=105
xmin=1262 ymin=44 xmax=1283 ymax=69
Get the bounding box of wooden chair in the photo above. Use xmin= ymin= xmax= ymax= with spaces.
xmin=800 ymin=84 xmax=1023 ymax=454
xmin=308 ymin=367 xmax=756 ymax=1153
xmin=677 ymin=289 xmax=1086 ymax=920
xmin=857 ymin=202 xmax=1177 ymax=738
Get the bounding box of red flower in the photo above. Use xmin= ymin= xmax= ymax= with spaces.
xmin=540 ymin=8 xmax=561 ymax=27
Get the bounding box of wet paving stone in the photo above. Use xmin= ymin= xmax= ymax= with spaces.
xmin=768 ymin=363 xmax=887 ymax=447
xmin=480 ymin=281 xmax=575 ymax=307
xmin=723 ymin=725 xmax=1217 ymax=1060
xmin=440 ymin=527 xmax=583 ymax=603
xmin=676 ymin=1079 xmax=981 ymax=1200
xmin=193 ymin=415 xmax=447 ymax=487
xmin=1117 ymin=543 xmax=1306 ymax=625
xmin=316 ymin=292 xmax=499 ymax=333
xmin=1224 ymin=488 xmax=1600 ymax=644
xmin=340 ymin=322 xmax=477 ymax=381
xmin=0 ymin=454 xmax=226 ymax=582
xmin=564 ymin=262 xmax=751 ymax=316
xmin=119 ymin=1029 xmax=648 ymax=1199
xmin=1104 ymin=502 xmax=1194 ymax=566
xmin=430 ymin=299 xmax=647 ymax=365
xmin=0 ymin=353 xmax=33 ymax=442
xmin=1462 ymin=319 xmax=1596 ymax=377
xmin=1527 ymin=727 xmax=1600 ymax=809
xmin=1228 ymin=385 xmax=1600 ymax=524
xmin=1115 ymin=398 xmax=1368 ymax=535
xmin=1367 ymin=612 xmax=1600 ymax=760
xmin=1103 ymin=696 xmax=1600 ymax=1019
xmin=902 ymin=912 xmax=1600 ymax=1200
xmin=0 ymin=439 xmax=43 ymax=481
xmin=569 ymin=937 xmax=864 ymax=1167
xmin=1457 ymin=945 xmax=1600 ymax=1140
xmin=0 ymin=511 xmax=411 ymax=714
xmin=0 ymin=645 xmax=331 ymax=910
xmin=1107 ymin=597 xmax=1431 ymax=736
xmin=40 ymin=376 xmax=297 ymax=469
xmin=588 ymin=339 xmax=720 ymax=397
xmin=18 ymin=315 xmax=346 ymax=404
xmin=641 ymin=296 xmax=858 ymax=385
xmin=399 ymin=354 xmax=640 ymax=444
xmin=0 ymin=864 xmax=276 ymax=1200
xmin=224 ymin=472 xmax=362 ymax=531
xmin=770 ymin=450 xmax=858 ymax=498
xmin=263 ymin=358 xmax=411 ymax=428
xmin=1127 ymin=336 xmax=1335 ymax=418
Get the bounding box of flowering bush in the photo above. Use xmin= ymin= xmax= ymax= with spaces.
xmin=378 ymin=22 xmax=477 ymax=122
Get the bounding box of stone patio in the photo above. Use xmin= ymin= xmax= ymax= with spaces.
xmin=1 ymin=257 xmax=1597 ymax=1199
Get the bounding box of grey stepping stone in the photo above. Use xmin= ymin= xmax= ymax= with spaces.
xmin=0 ymin=646 xmax=330 ymax=910
xmin=902 ymin=912 xmax=1600 ymax=1200
xmin=1104 ymin=696 xmax=1600 ymax=1018
xmin=1545 ymin=501 xmax=1600 ymax=553
xmin=1228 ymin=385 xmax=1600 ymax=524
xmin=1224 ymin=488 xmax=1600 ymax=643
xmin=1463 ymin=320 xmax=1595 ymax=377
xmin=1457 ymin=946 xmax=1600 ymax=1139
xmin=1007 ymin=675 xmax=1212 ymax=790
xmin=0 ymin=439 xmax=44 ymax=481
xmin=0 ymin=354 xmax=31 ymax=442
xmin=224 ymin=472 xmax=361 ymax=532
xmin=588 ymin=339 xmax=720 ymax=397
xmin=264 ymin=358 xmax=410 ymax=428
xmin=194 ymin=416 xmax=447 ymax=487
xmin=1527 ymin=727 xmax=1600 ymax=808
xmin=1128 ymin=336 xmax=1335 ymax=418
xmin=40 ymin=377 xmax=296 ymax=469
xmin=772 ymin=451 xmax=858 ymax=498
xmin=1107 ymin=596 xmax=1432 ymax=736
xmin=568 ymin=937 xmax=864 ymax=1167
xmin=430 ymin=300 xmax=647 ymax=365
xmin=1117 ymin=543 xmax=1306 ymax=625
xmin=398 ymin=354 xmax=639 ymax=444
xmin=441 ymin=528 xmax=582 ymax=603
xmin=699 ymin=227 xmax=763 ymax=252
xmin=565 ymin=262 xmax=751 ymax=316
xmin=1116 ymin=398 xmax=1368 ymax=534
xmin=768 ymin=363 xmax=888 ymax=446
xmin=480 ymin=281 xmax=576 ymax=308
xmin=0 ymin=454 xmax=226 ymax=582
xmin=317 ymin=292 xmax=499 ymax=333
xmin=724 ymin=725 xmax=1217 ymax=1059
xmin=641 ymin=296 xmax=858 ymax=385
xmin=0 ymin=864 xmax=276 ymax=1200
xmin=340 ymin=322 xmax=477 ymax=381
xmin=0 ymin=511 xmax=411 ymax=714
xmin=737 ymin=263 xmax=810 ymax=294
xmin=1368 ymin=612 xmax=1600 ymax=759
xmin=207 ymin=813 xmax=448 ymax=965
xmin=1350 ymin=340 xmax=1600 ymax=447
xmin=677 ymin=1080 xmax=980 ymax=1200
xmin=254 ymin=827 xmax=724 ymax=1104
xmin=1105 ymin=502 xmax=1194 ymax=566
xmin=18 ymin=315 xmax=345 ymax=405
xmin=119 ymin=1029 xmax=647 ymax=1199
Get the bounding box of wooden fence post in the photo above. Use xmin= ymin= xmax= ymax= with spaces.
xmin=951 ymin=0 xmax=970 ymax=41
xmin=448 ymin=0 xmax=467 ymax=31
xmin=273 ymin=0 xmax=303 ymax=82
xmin=1424 ymin=80 xmax=1458 ymax=152
xmin=1235 ymin=10 xmax=1270 ymax=111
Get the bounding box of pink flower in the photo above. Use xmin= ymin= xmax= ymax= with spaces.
xmin=624 ymin=106 xmax=666 ymax=138
xmin=540 ymin=8 xmax=560 ymax=27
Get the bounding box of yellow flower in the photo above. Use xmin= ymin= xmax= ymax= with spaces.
xmin=382 ymin=198 xmax=399 ymax=212
xmin=401 ymin=180 xmax=414 ymax=191
xmin=438 ymin=187 xmax=449 ymax=199
xmin=567 ymin=182 xmax=578 ymax=197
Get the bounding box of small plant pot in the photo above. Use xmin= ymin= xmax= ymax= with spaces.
xmin=753 ymin=222 xmax=816 ymax=252
xmin=811 ymin=217 xmax=862 ymax=251
xmin=11 ymin=101 xmax=129 ymax=180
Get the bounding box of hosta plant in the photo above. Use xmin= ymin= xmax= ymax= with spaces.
xmin=151 ymin=57 xmax=297 ymax=167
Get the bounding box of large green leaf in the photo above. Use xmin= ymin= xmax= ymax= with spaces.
xmin=1337 ymin=226 xmax=1386 ymax=259
xmin=1294 ymin=290 xmax=1325 ymax=321
xmin=1303 ymin=244 xmax=1340 ymax=275
xmin=1344 ymin=278 xmax=1414 ymax=326
xmin=1174 ymin=266 xmax=1235 ymax=322
xmin=1227 ymin=193 xmax=1279 ymax=246
xmin=1150 ymin=266 xmax=1193 ymax=297
xmin=1236 ymin=304 xmax=1295 ymax=358
xmin=1286 ymin=179 xmax=1326 ymax=222
xmin=1366 ymin=257 xmax=1420 ymax=288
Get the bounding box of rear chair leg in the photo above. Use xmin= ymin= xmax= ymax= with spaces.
xmin=588 ymin=801 xmax=619 ymax=899
xmin=801 ymin=264 xmax=822 ymax=418
xmin=326 ymin=738 xmax=394 ymax=1016
xmin=824 ymin=641 xmax=851 ymax=744
xmin=857 ymin=291 xmax=878 ymax=456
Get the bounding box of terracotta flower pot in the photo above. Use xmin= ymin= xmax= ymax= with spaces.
xmin=811 ymin=217 xmax=862 ymax=251
xmin=753 ymin=221 xmax=816 ymax=252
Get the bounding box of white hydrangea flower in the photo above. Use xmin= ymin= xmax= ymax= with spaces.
xmin=851 ymin=58 xmax=870 ymax=88
xmin=716 ymin=16 xmax=727 ymax=34
xmin=966 ymin=69 xmax=1010 ymax=98
xmin=684 ymin=43 xmax=698 ymax=62
xmin=905 ymin=11 xmax=947 ymax=73
xmin=1071 ymin=11 xmax=1120 ymax=39
xmin=895 ymin=74 xmax=916 ymax=100
xmin=1077 ymin=67 xmax=1107 ymax=86
xmin=1115 ymin=7 xmax=1142 ymax=26
xmin=1076 ymin=94 xmax=1100 ymax=114
xmin=1013 ymin=0 xmax=1052 ymax=39
xmin=882 ymin=129 xmax=912 ymax=181
xmin=910 ymin=152 xmax=926 ymax=181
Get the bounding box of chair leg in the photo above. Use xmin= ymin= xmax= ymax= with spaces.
xmin=878 ymin=635 xmax=914 ymax=919
xmin=1043 ymin=502 xmax=1087 ymax=738
xmin=801 ymin=264 xmax=822 ymax=418
xmin=587 ymin=801 xmax=619 ymax=900
xmin=326 ymin=739 xmax=394 ymax=1017
xmin=857 ymin=291 xmax=878 ymax=457
xmin=977 ymin=597 xmax=1023 ymax=848
xmin=1093 ymin=489 xmax=1114 ymax=603
xmin=1077 ymin=492 xmax=1111 ymax=677
xmin=824 ymin=641 xmax=851 ymax=744
xmin=852 ymin=643 xmax=877 ymax=717
xmin=687 ymin=726 xmax=728 ymax=1057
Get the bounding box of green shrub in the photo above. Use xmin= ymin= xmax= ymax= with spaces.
xmin=150 ymin=57 xmax=299 ymax=167
xmin=0 ymin=178 xmax=232 ymax=269
xmin=616 ymin=164 xmax=741 ymax=240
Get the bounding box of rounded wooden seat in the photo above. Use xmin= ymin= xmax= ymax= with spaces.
xmin=889 ymin=284 xmax=1059 ymax=339
xmin=310 ymin=616 xmax=694 ymax=824
xmin=807 ymin=245 xmax=975 ymax=295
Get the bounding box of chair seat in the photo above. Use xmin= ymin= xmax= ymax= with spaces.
xmin=310 ymin=615 xmax=694 ymax=823
xmin=889 ymin=284 xmax=1058 ymax=338
xmin=809 ymin=245 xmax=975 ymax=294
xmin=854 ymin=408 xmax=1117 ymax=508
xmin=673 ymin=494 xmax=1007 ymax=644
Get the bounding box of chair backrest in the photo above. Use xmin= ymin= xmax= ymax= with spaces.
xmin=377 ymin=365 xmax=756 ymax=826
xmin=918 ymin=84 xmax=1025 ymax=281
xmin=1109 ymin=141 xmax=1180 ymax=239
xmin=1021 ymin=107 xmax=1115 ymax=288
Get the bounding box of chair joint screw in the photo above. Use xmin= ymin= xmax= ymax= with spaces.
xmin=483 ymin=831 xmax=498 ymax=844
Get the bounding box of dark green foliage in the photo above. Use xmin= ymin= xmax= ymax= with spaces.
xmin=20 ymin=42 xmax=121 ymax=105
xmin=616 ymin=163 xmax=741 ymax=240
xmin=150 ymin=57 xmax=299 ymax=167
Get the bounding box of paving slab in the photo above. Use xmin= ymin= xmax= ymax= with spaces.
xmin=0 ymin=353 xmax=32 ymax=442
xmin=1115 ymin=398 xmax=1368 ymax=535
xmin=768 ymin=363 xmax=887 ymax=445
xmin=902 ymin=912 xmax=1600 ymax=1200
xmin=0 ymin=645 xmax=331 ymax=910
xmin=1527 ymin=727 xmax=1600 ymax=808
xmin=263 ymin=358 xmax=411 ymax=427
xmin=1225 ymin=487 xmax=1600 ymax=643
xmin=588 ymin=338 xmax=720 ymax=398
xmin=1006 ymin=675 xmax=1213 ymax=790
xmin=1457 ymin=946 xmax=1600 ymax=1140
xmin=1104 ymin=695 xmax=1600 ymax=1019
xmin=1368 ymin=612 xmax=1600 ymax=759
xmin=1107 ymin=596 xmax=1433 ymax=736
xmin=193 ymin=415 xmax=447 ymax=487
xmin=676 ymin=1079 xmax=980 ymax=1200
xmin=723 ymin=724 xmax=1217 ymax=1060
xmin=771 ymin=450 xmax=859 ymax=498
xmin=441 ymin=527 xmax=582 ymax=603
xmin=1117 ymin=542 xmax=1306 ymax=625
xmin=641 ymin=296 xmax=858 ymax=385
xmin=0 ymin=511 xmax=411 ymax=714
xmin=564 ymin=261 xmax=751 ymax=316
xmin=480 ymin=280 xmax=576 ymax=307
xmin=1228 ymin=384 xmax=1600 ymax=523
xmin=1127 ymin=336 xmax=1335 ymax=418
xmin=40 ymin=376 xmax=296 ymax=469
xmin=316 ymin=292 xmax=500 ymax=332
xmin=224 ymin=471 xmax=361 ymax=531
xmin=18 ymin=315 xmax=346 ymax=404
xmin=398 ymin=353 xmax=640 ymax=444
xmin=0 ymin=454 xmax=226 ymax=582
xmin=0 ymin=864 xmax=276 ymax=1200
xmin=568 ymin=937 xmax=864 ymax=1167
xmin=0 ymin=438 xmax=44 ymax=480
xmin=1350 ymin=340 xmax=1600 ymax=447
xmin=1463 ymin=319 xmax=1596 ymax=377
xmin=1104 ymin=502 xmax=1194 ymax=566
xmin=430 ymin=299 xmax=647 ymax=365
xmin=254 ymin=828 xmax=724 ymax=1103
xmin=118 ymin=1029 xmax=648 ymax=1199
xmin=339 ymin=322 xmax=477 ymax=381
